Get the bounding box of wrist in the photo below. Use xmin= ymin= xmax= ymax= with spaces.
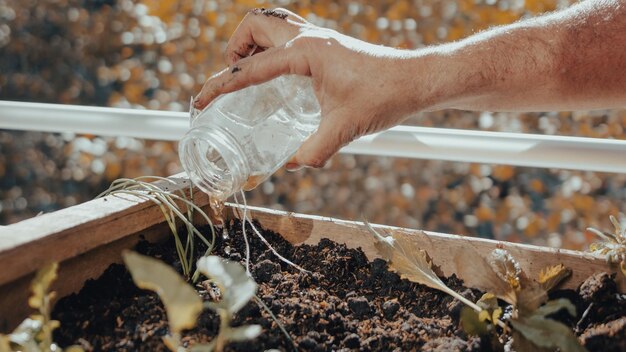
xmin=401 ymin=46 xmax=484 ymax=112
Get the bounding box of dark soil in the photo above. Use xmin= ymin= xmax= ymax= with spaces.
xmin=52 ymin=221 xmax=626 ymax=351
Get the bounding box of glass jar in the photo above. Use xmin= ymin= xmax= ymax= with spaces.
xmin=179 ymin=75 xmax=321 ymax=200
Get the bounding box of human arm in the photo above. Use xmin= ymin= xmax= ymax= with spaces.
xmin=193 ymin=1 xmax=626 ymax=169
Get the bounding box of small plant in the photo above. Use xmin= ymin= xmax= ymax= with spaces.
xmin=459 ymin=249 xmax=584 ymax=352
xmin=0 ymin=263 xmax=84 ymax=352
xmin=364 ymin=221 xmax=584 ymax=352
xmin=196 ymin=256 xmax=261 ymax=352
xmin=123 ymin=251 xmax=203 ymax=351
xmin=363 ymin=221 xmax=505 ymax=328
xmin=123 ymin=251 xmax=262 ymax=352
xmin=99 ymin=176 xmax=217 ymax=281
xmin=587 ymin=214 xmax=626 ymax=277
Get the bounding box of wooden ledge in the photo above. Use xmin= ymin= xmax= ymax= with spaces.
xmin=1 ymin=174 xmax=623 ymax=331
xmin=225 ymin=203 xmax=625 ymax=293
xmin=0 ymin=173 xmax=212 ymax=287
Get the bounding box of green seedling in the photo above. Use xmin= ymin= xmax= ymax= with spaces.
xmin=587 ymin=214 xmax=626 ymax=277
xmin=195 ymin=256 xmax=261 ymax=352
xmin=123 ymin=251 xmax=203 ymax=351
xmin=123 ymin=252 xmax=264 ymax=352
xmin=99 ymin=176 xmax=216 ymax=281
xmin=363 ymin=220 xmax=583 ymax=352
xmin=510 ymin=299 xmax=583 ymax=352
xmin=0 ymin=263 xmax=84 ymax=352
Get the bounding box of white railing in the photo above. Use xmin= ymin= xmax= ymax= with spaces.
xmin=1 ymin=100 xmax=625 ymax=173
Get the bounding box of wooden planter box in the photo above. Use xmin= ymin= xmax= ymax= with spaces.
xmin=1 ymin=174 xmax=624 ymax=332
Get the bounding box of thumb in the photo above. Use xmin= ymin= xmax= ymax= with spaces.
xmin=287 ymin=110 xmax=355 ymax=170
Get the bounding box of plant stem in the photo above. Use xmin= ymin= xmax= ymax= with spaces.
xmin=215 ymin=310 xmax=230 ymax=352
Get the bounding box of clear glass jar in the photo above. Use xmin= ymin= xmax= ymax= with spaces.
xmin=179 ymin=75 xmax=321 ymax=200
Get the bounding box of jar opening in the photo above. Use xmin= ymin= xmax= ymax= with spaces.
xmin=179 ymin=126 xmax=248 ymax=200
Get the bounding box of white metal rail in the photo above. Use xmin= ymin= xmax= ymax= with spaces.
xmin=1 ymin=100 xmax=625 ymax=173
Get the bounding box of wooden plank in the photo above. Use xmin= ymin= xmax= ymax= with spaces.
xmin=225 ymin=203 xmax=626 ymax=292
xmin=1 ymin=174 xmax=623 ymax=331
xmin=0 ymin=224 xmax=170 ymax=331
xmin=0 ymin=173 xmax=212 ymax=287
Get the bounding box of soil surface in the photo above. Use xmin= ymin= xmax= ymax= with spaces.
xmin=53 ymin=221 xmax=626 ymax=351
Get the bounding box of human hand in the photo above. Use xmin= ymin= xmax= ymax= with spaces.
xmin=193 ymin=8 xmax=441 ymax=170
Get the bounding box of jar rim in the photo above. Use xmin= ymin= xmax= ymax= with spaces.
xmin=178 ymin=125 xmax=249 ymax=200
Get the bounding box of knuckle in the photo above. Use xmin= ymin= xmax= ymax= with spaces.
xmin=305 ymin=156 xmax=327 ymax=169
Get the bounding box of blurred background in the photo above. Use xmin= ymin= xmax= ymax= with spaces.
xmin=1 ymin=0 xmax=624 ymax=250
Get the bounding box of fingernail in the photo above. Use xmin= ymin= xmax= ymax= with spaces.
xmin=285 ymin=163 xmax=303 ymax=172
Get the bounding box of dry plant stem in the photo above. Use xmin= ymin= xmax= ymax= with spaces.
xmin=97 ymin=177 xmax=216 ymax=281
xmin=235 ymin=190 xmax=309 ymax=274
xmin=41 ymin=292 xmax=54 ymax=350
xmin=233 ymin=191 xmax=252 ymax=275
xmin=253 ymin=295 xmax=296 ymax=351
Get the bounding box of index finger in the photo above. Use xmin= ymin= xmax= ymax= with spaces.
xmin=224 ymin=8 xmax=307 ymax=65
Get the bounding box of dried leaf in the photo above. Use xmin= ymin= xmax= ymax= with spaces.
xmin=364 ymin=221 xmax=482 ymax=313
xmin=489 ymin=249 xmax=521 ymax=290
xmin=609 ymin=215 xmax=624 ymax=238
xmin=516 ymin=284 xmax=548 ymax=314
xmin=123 ymin=251 xmax=203 ymax=334
xmin=454 ymin=252 xmax=516 ymax=305
xmin=365 ymin=222 xmax=444 ymax=291
xmin=538 ymin=264 xmax=571 ymax=291
xmin=511 ymin=315 xmax=586 ymax=352
xmin=28 ymin=263 xmax=58 ymax=309
xmin=197 ymin=256 xmax=257 ymax=314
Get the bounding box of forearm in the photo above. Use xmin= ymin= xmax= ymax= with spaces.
xmin=415 ymin=0 xmax=626 ymax=112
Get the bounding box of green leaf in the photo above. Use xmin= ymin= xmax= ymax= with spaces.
xmin=533 ymin=299 xmax=576 ymax=319
xmin=28 ymin=263 xmax=58 ymax=309
xmin=123 ymin=251 xmax=203 ymax=334
xmin=226 ymin=325 xmax=261 ymax=342
xmin=196 ymin=256 xmax=257 ymax=314
xmin=511 ymin=315 xmax=586 ymax=352
xmin=477 ymin=293 xmax=499 ymax=311
xmin=460 ymin=306 xmax=489 ymax=336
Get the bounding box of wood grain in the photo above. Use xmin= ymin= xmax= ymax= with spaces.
xmin=0 ymin=173 xmax=212 ymax=287
xmin=225 ymin=203 xmax=625 ymax=292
